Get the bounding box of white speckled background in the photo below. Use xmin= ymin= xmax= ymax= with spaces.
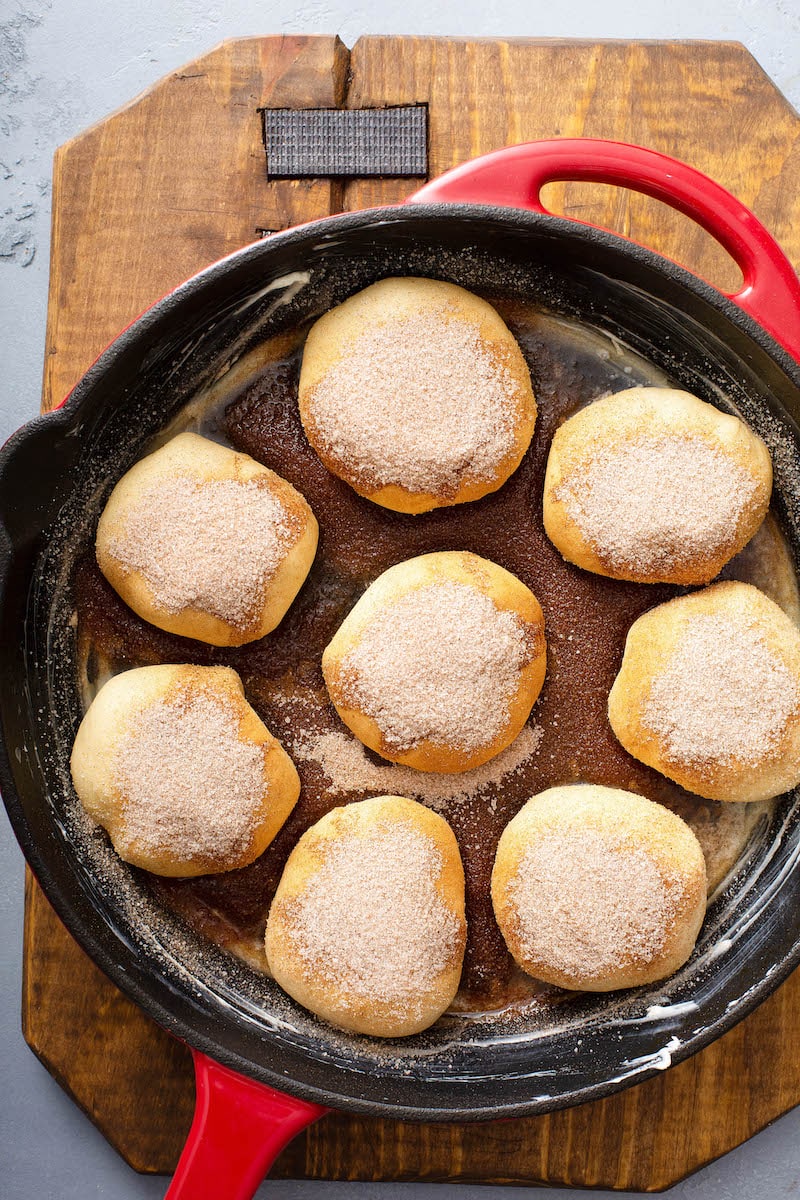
xmin=2 ymin=2 xmax=799 ymax=1196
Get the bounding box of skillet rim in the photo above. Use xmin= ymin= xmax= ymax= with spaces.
xmin=2 ymin=201 xmax=800 ymax=1121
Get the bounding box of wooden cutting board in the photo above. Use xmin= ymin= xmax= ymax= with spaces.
xmin=25 ymin=35 xmax=800 ymax=1191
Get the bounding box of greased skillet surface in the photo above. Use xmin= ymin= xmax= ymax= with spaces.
xmin=76 ymin=305 xmax=781 ymax=1009
xmin=4 ymin=207 xmax=800 ymax=1119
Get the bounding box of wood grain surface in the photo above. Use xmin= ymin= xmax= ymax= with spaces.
xmin=26 ymin=34 xmax=800 ymax=1190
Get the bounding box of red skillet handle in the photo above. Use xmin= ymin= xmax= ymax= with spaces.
xmin=408 ymin=138 xmax=800 ymax=364
xmin=164 ymin=1051 xmax=328 ymax=1200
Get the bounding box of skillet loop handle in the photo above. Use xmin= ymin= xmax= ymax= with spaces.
xmin=165 ymin=1051 xmax=328 ymax=1200
xmin=408 ymin=138 xmax=800 ymax=364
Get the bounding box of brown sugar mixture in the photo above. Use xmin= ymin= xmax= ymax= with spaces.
xmin=74 ymin=303 xmax=790 ymax=1012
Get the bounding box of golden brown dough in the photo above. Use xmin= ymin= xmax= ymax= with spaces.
xmin=608 ymin=580 xmax=800 ymax=802
xmin=322 ymin=551 xmax=547 ymax=773
xmin=70 ymin=664 xmax=300 ymax=876
xmin=543 ymin=387 xmax=772 ymax=583
xmin=96 ymin=431 xmax=318 ymax=646
xmin=298 ymin=277 xmax=536 ymax=513
xmin=265 ymin=795 xmax=467 ymax=1037
xmin=491 ymin=785 xmax=707 ymax=992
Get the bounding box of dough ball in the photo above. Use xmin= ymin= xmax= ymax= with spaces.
xmin=70 ymin=664 xmax=300 ymax=876
xmin=491 ymin=785 xmax=707 ymax=992
xmin=608 ymin=581 xmax=800 ymax=802
xmin=322 ymin=551 xmax=547 ymax=773
xmin=543 ymin=387 xmax=772 ymax=583
xmin=298 ymin=277 xmax=536 ymax=513
xmin=96 ymin=431 xmax=318 ymax=646
xmin=265 ymin=795 xmax=466 ymax=1037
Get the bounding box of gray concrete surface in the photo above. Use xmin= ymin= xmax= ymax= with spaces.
xmin=2 ymin=2 xmax=800 ymax=1197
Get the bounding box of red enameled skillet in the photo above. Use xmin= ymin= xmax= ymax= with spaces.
xmin=2 ymin=140 xmax=800 ymax=1200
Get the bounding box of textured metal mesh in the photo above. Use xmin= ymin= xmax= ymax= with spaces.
xmin=263 ymin=106 xmax=428 ymax=178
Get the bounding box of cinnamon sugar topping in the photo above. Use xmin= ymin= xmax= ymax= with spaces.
xmin=556 ymin=435 xmax=758 ymax=572
xmin=510 ymin=830 xmax=680 ymax=978
xmin=283 ymin=821 xmax=460 ymax=1013
xmin=292 ymin=724 xmax=544 ymax=812
xmin=341 ymin=581 xmax=528 ymax=752
xmin=307 ymin=310 xmax=520 ymax=495
xmin=114 ymin=688 xmax=266 ymax=861
xmin=108 ymin=476 xmax=295 ymax=626
xmin=643 ymin=613 xmax=799 ymax=767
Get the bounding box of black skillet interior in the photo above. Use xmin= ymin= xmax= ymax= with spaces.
xmin=3 ymin=206 xmax=800 ymax=1121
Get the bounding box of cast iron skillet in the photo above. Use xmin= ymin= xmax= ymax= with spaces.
xmin=3 ymin=141 xmax=800 ymax=1198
